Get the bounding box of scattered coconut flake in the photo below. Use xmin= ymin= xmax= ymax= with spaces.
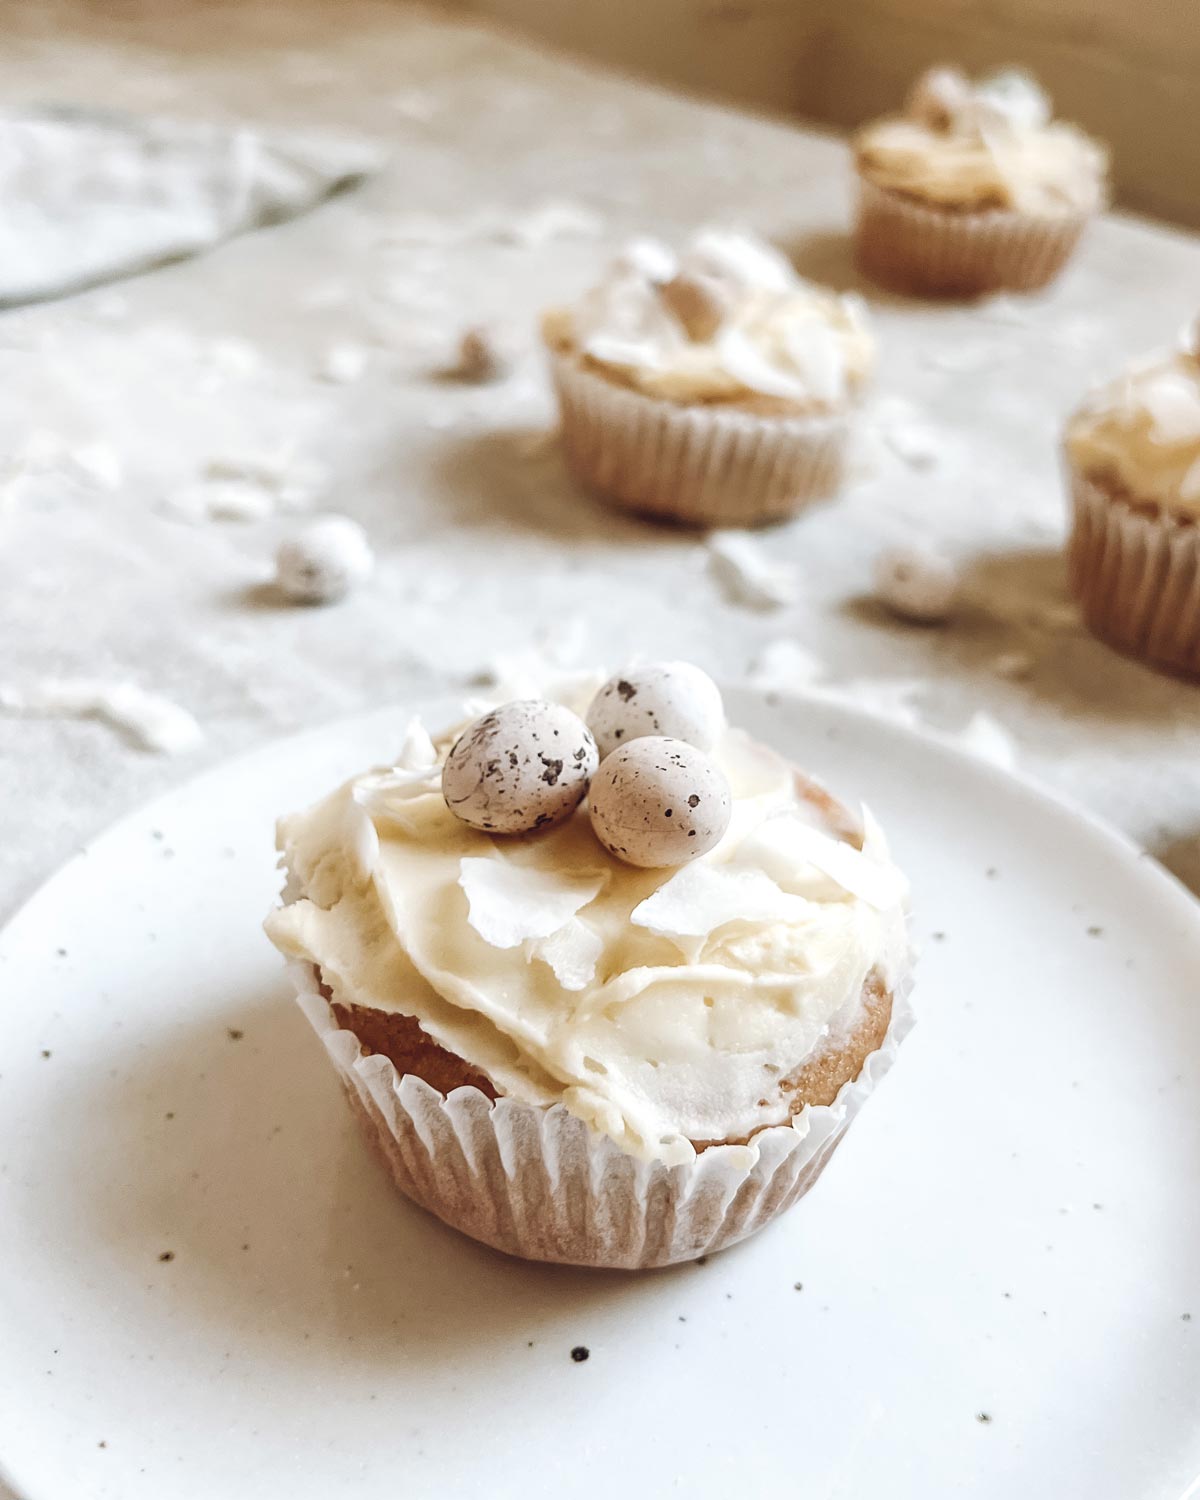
xmin=163 ymin=478 xmax=275 ymax=523
xmin=319 ymin=342 xmax=369 ymax=384
xmin=977 ymin=294 xmax=1033 ymax=327
xmin=529 ymin=918 xmax=603 ymax=990
xmin=459 ymin=858 xmax=606 ymax=949
xmin=492 ymin=199 xmax=604 ymax=247
xmin=734 ymin=813 xmax=907 ymax=910
xmin=952 ymin=711 xmax=1018 ymax=770
xmin=0 ymin=678 xmax=202 ymax=754
xmin=631 ymin=864 xmax=807 ymax=946
xmin=746 ymin=639 xmax=823 ymax=692
xmin=707 ymin=530 xmax=796 ymax=610
xmin=873 ymin=397 xmax=942 ymax=469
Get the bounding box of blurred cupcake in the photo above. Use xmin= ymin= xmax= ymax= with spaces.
xmin=541 ymin=229 xmax=874 ymax=527
xmin=265 ymin=665 xmax=913 ymax=1269
xmin=1064 ymin=334 xmax=1200 ymax=678
xmin=853 ymin=66 xmax=1107 ymax=296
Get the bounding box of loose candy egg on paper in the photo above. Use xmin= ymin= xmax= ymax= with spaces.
xmin=589 ymin=737 xmax=732 ymax=869
xmin=442 ymin=700 xmax=599 ymax=834
xmin=873 ymin=546 xmax=959 ymax=624
xmin=586 ymin=662 xmax=725 ymax=761
xmin=275 ymin=516 xmax=374 ymax=604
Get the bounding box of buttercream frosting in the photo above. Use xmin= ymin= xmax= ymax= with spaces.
xmin=265 ymin=695 xmax=910 ymax=1166
xmin=1066 ymin=346 xmax=1200 ymax=518
xmin=542 ymin=228 xmax=873 ymax=411
xmin=855 ymin=69 xmax=1107 ymax=216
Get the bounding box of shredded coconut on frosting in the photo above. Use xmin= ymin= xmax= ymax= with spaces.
xmin=854 ymin=67 xmax=1107 ymax=216
xmin=541 ymin=228 xmax=873 ymax=412
xmin=1066 ymin=347 xmax=1200 ymax=517
xmin=265 ymin=687 xmax=910 ymax=1166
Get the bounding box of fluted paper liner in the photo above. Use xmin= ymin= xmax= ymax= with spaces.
xmin=1067 ymin=466 xmax=1200 ymax=679
xmin=854 ymin=175 xmax=1091 ymax=297
xmin=550 ymin=352 xmax=852 ymax=528
xmin=289 ymin=960 xmax=915 ymax=1270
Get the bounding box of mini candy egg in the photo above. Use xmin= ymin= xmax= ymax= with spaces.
xmin=873 ymin=545 xmax=959 ymax=625
xmin=586 ymin=662 xmax=725 ymax=761
xmin=275 ymin=515 xmax=373 ymax=605
xmin=905 ymin=66 xmax=971 ymax=131
xmin=589 ymin=737 xmax=731 ymax=869
xmin=442 ymin=700 xmax=599 ymax=834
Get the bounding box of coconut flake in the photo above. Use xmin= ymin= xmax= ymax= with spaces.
xmin=493 ymin=199 xmax=603 ymax=247
xmin=734 ymin=812 xmax=906 ymax=910
xmin=319 ymin=342 xmax=369 ymax=384
xmin=781 ymin=319 xmax=845 ymax=404
xmin=1141 ymin=373 xmax=1200 ymax=445
xmin=397 ymin=717 xmax=437 ymax=771
xmin=611 ymin=236 xmax=678 ymax=284
xmin=707 ymin=530 xmax=796 ymax=610
xmin=0 ymin=678 xmax=202 ymax=754
xmin=953 ymin=711 xmax=1018 ymax=770
xmin=459 ymin=859 xmax=606 ymax=949
xmin=746 ymin=639 xmax=824 ymax=691
xmin=684 ymin=229 xmax=795 ymax=295
xmin=529 ymin=918 xmax=603 ymax=990
xmin=715 ymin=327 xmax=808 ymax=402
xmin=631 ymin=863 xmax=808 ymax=946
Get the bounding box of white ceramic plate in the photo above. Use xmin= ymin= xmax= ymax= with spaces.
xmin=2 ymin=689 xmax=1199 ymax=1500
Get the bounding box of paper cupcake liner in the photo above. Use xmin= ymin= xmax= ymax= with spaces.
xmin=854 ymin=175 xmax=1090 ymax=297
xmin=289 ymin=960 xmax=915 ymax=1270
xmin=1066 ymin=466 xmax=1200 ymax=679
xmin=550 ymin=352 xmax=852 ymax=528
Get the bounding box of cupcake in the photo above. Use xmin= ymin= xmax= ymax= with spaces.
xmin=541 ymin=229 xmax=874 ymax=527
xmin=1064 ymin=336 xmax=1200 ymax=678
xmin=853 ymin=67 xmax=1107 ymax=296
xmin=264 ymin=663 xmax=914 ymax=1269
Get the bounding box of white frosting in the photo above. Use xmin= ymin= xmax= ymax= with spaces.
xmin=855 ymin=68 xmax=1107 ymax=216
xmin=542 ymin=228 xmax=873 ymax=411
xmin=265 ymin=699 xmax=910 ymax=1166
xmin=1066 ymin=349 xmax=1200 ymax=517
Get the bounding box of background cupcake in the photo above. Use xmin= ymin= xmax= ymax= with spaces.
xmin=1064 ymin=334 xmax=1200 ymax=679
xmin=265 ymin=667 xmax=913 ymax=1269
xmin=542 ymin=229 xmax=874 ymax=527
xmin=853 ymin=66 xmax=1107 ymax=296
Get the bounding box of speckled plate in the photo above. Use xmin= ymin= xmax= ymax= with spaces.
xmin=2 ymin=689 xmax=1199 ymax=1500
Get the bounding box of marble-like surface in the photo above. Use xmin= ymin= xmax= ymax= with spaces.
xmin=2 ymin=0 xmax=1199 ymax=930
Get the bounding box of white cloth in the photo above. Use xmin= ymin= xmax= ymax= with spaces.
xmin=0 ymin=107 xmax=381 ymax=305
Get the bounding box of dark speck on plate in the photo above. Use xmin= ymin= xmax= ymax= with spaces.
xmin=158 ymin=1251 xmax=175 ymax=1263
xmin=570 ymin=1345 xmax=590 ymax=1363
xmin=226 ymin=1028 xmax=244 ymax=1041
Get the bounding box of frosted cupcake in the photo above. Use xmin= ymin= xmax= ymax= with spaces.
xmin=264 ymin=663 xmax=913 ymax=1268
xmin=541 ymin=229 xmax=874 ymax=527
xmin=853 ymin=67 xmax=1107 ymax=296
xmin=1064 ymin=337 xmax=1200 ymax=678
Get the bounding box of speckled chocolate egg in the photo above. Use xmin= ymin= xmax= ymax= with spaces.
xmin=442 ymin=700 xmax=599 ymax=834
xmin=586 ymin=662 xmax=725 ymax=762
xmin=873 ymin=546 xmax=959 ymax=624
xmin=589 ymin=737 xmax=731 ymax=868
